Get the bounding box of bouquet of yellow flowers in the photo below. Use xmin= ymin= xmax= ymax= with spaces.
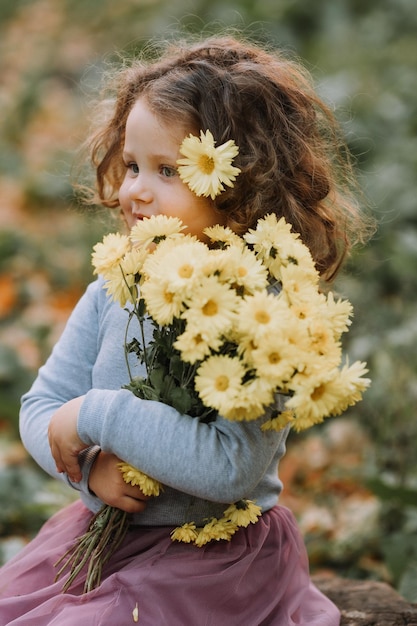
xmin=94 ymin=213 xmax=369 ymax=433
xmin=55 ymin=131 xmax=370 ymax=593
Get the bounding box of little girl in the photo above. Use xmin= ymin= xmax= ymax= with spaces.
xmin=0 ymin=35 xmax=370 ymax=625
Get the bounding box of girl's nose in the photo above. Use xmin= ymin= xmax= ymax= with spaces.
xmin=128 ymin=174 xmax=153 ymax=204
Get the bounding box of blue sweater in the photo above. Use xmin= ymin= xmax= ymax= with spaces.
xmin=20 ymin=278 xmax=289 ymax=526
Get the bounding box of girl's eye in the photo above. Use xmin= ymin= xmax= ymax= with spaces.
xmin=127 ymin=162 xmax=139 ymax=175
xmin=160 ymin=165 xmax=177 ymax=178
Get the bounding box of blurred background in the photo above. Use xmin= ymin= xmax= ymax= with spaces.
xmin=0 ymin=0 xmax=416 ymax=600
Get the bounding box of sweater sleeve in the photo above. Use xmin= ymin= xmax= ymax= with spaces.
xmin=78 ymin=389 xmax=285 ymax=504
xmin=19 ymin=280 xmax=101 ymax=495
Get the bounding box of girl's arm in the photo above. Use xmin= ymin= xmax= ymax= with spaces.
xmin=24 ymin=279 xmax=286 ymax=504
xmin=20 ymin=281 xmax=100 ymax=494
xmin=50 ymin=387 xmax=285 ymax=504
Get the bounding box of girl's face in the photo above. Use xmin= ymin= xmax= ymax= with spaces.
xmin=119 ymin=98 xmax=225 ymax=239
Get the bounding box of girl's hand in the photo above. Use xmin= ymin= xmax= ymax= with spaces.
xmin=48 ymin=396 xmax=87 ymax=483
xmin=88 ymin=451 xmax=151 ymax=514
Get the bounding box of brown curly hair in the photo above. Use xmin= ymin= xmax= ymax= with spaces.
xmin=86 ymin=35 xmax=372 ymax=281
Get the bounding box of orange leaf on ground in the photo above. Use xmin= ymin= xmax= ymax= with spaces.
xmin=0 ymin=274 xmax=18 ymax=317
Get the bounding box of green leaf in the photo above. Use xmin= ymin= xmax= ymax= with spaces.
xmin=125 ymin=337 xmax=142 ymax=358
xmin=149 ymin=366 xmax=166 ymax=390
xmin=123 ymin=377 xmax=159 ymax=401
xmin=167 ymin=386 xmax=193 ymax=414
xmin=169 ymin=354 xmax=189 ymax=381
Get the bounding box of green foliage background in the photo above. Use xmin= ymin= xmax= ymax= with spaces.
xmin=0 ymin=0 xmax=416 ymax=599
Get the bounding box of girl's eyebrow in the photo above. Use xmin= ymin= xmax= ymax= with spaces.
xmin=122 ymin=149 xmax=178 ymax=163
xmin=122 ymin=149 xmax=134 ymax=160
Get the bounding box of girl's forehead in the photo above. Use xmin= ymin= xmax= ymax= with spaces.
xmin=128 ymin=98 xmax=188 ymax=131
xmin=124 ymin=99 xmax=192 ymax=151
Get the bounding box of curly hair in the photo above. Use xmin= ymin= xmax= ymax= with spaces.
xmin=86 ymin=35 xmax=372 ymax=281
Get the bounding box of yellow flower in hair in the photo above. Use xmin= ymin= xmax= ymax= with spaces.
xmin=177 ymin=130 xmax=241 ymax=199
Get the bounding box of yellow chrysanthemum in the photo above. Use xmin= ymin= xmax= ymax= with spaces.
xmin=102 ymin=263 xmax=137 ymax=307
xmin=207 ymin=518 xmax=238 ymax=541
xmin=278 ymin=238 xmax=319 ymax=281
xmin=121 ymin=246 xmax=149 ymax=277
xmin=221 ymin=376 xmax=274 ymax=421
xmin=333 ymin=360 xmax=371 ymax=410
xmin=236 ymin=291 xmax=288 ymax=342
xmin=222 ymin=401 xmax=265 ymax=422
xmin=307 ymin=317 xmax=342 ymax=359
xmin=194 ymin=518 xmax=238 ymax=546
xmin=261 ymin=410 xmax=296 ymax=432
xmin=177 ymin=130 xmax=241 ymax=200
xmin=194 ymin=354 xmax=246 ymax=413
xmin=243 ymin=214 xmax=294 ymax=274
xmin=117 ymin=463 xmax=162 ymax=496
xmin=248 ymin=311 xmax=310 ymax=375
xmin=92 ymin=233 xmax=131 ymax=276
xmin=145 ymin=240 xmax=209 ymax=299
xmin=182 ymin=275 xmax=239 ymax=336
xmin=319 ymin=292 xmax=353 ymax=338
xmin=203 ymin=224 xmax=243 ymax=248
xmin=250 ymin=336 xmax=296 ymax=383
xmin=222 ymin=500 xmax=262 ymax=527
xmin=284 ymin=381 xmax=335 ymax=430
xmin=244 ymin=213 xmax=318 ymax=282
xmin=216 ymin=245 xmax=269 ymax=294
xmin=244 ymin=214 xmax=295 ymax=250
xmin=130 ymin=215 xmax=185 ymax=249
xmin=140 ymin=233 xmax=194 ymax=278
xmin=140 ymin=278 xmax=185 ymax=325
xmin=280 ymin=264 xmax=321 ymax=304
xmin=285 ymin=363 xmax=370 ymax=431
xmin=171 ymin=522 xmax=198 ymax=543
xmin=173 ymin=326 xmax=222 ymax=364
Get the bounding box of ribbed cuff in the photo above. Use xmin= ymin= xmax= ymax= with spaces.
xmin=65 ymin=445 xmax=101 ymax=496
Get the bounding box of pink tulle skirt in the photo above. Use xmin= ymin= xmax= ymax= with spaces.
xmin=0 ymin=501 xmax=339 ymax=625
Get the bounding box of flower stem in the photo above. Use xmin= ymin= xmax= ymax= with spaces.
xmin=55 ymin=505 xmax=130 ymax=593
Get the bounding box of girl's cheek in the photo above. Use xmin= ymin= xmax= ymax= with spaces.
xmin=118 ymin=184 xmax=130 ymax=210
